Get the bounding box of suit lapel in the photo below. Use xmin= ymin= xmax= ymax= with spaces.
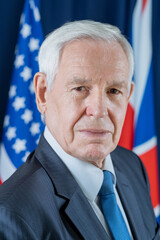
xmin=65 ymin=186 xmax=109 ymax=240
xmin=114 ymin=166 xmax=148 ymax=240
xmin=35 ymin=135 xmax=109 ymax=240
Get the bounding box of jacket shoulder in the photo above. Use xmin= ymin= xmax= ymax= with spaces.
xmin=111 ymin=145 xmax=150 ymax=188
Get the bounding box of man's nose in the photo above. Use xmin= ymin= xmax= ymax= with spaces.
xmin=85 ymin=91 xmax=108 ymax=119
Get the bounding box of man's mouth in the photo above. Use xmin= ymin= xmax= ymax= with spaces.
xmin=79 ymin=129 xmax=112 ymax=137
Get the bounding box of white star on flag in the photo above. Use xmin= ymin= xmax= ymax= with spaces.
xmin=30 ymin=0 xmax=40 ymax=22
xmin=12 ymin=97 xmax=25 ymax=111
xmin=29 ymin=81 xmax=35 ymax=94
xmin=4 ymin=115 xmax=10 ymax=127
xmin=20 ymin=66 xmax=32 ymax=81
xmin=33 ymin=7 xmax=40 ymax=22
xmin=9 ymin=85 xmax=17 ymax=98
xmin=20 ymin=13 xmax=25 ymax=25
xmin=28 ymin=38 xmax=39 ymax=51
xmin=21 ymin=109 xmax=33 ymax=124
xmin=36 ymin=136 xmax=40 ymax=145
xmin=22 ymin=151 xmax=30 ymax=162
xmin=30 ymin=122 xmax=40 ymax=136
xmin=14 ymin=54 xmax=25 ymax=68
xmin=12 ymin=139 xmax=26 ymax=154
xmin=21 ymin=23 xmax=31 ymax=38
xmin=35 ymin=55 xmax=38 ymax=62
xmin=6 ymin=127 xmax=16 ymax=140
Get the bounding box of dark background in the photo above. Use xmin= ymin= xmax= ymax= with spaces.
xmin=0 ymin=0 xmax=160 ymax=166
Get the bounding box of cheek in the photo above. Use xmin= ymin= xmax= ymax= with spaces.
xmin=110 ymin=103 xmax=128 ymax=136
xmin=45 ymin=93 xmax=63 ymax=133
xmin=65 ymin=96 xmax=85 ymax=124
xmin=61 ymin=103 xmax=85 ymax=141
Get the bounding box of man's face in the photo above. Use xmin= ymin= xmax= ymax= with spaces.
xmin=35 ymin=39 xmax=133 ymax=168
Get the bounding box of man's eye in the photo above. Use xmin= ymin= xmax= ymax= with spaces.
xmin=108 ymin=88 xmax=120 ymax=94
xmin=74 ymin=86 xmax=86 ymax=92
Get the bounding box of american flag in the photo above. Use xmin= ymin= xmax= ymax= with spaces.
xmin=119 ymin=0 xmax=160 ymax=223
xmin=0 ymin=0 xmax=44 ymax=183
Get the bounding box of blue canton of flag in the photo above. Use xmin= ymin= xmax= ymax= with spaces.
xmin=0 ymin=0 xmax=44 ymax=182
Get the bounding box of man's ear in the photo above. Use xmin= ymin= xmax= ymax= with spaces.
xmin=34 ymin=72 xmax=47 ymax=114
xmin=127 ymin=81 xmax=134 ymax=101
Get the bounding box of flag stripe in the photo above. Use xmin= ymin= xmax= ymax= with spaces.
xmin=120 ymin=0 xmax=160 ymax=221
xmin=0 ymin=144 xmax=16 ymax=182
xmin=140 ymin=146 xmax=159 ymax=208
xmin=154 ymin=204 xmax=160 ymax=219
xmin=119 ymin=103 xmax=134 ymax=150
xmin=142 ymin=0 xmax=148 ymax=12
xmin=134 ymin=64 xmax=156 ymax=147
xmin=133 ymin=136 xmax=157 ymax=156
xmin=132 ymin=0 xmax=152 ymax=123
xmin=132 ymin=0 xmax=160 ymax=217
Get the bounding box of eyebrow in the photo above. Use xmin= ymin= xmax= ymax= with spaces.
xmin=109 ymin=80 xmax=128 ymax=88
xmin=67 ymin=77 xmax=92 ymax=86
xmin=66 ymin=77 xmax=129 ymax=90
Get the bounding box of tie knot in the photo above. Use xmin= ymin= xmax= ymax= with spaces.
xmin=99 ymin=171 xmax=114 ymax=196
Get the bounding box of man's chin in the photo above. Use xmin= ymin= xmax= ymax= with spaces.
xmin=77 ymin=147 xmax=109 ymax=167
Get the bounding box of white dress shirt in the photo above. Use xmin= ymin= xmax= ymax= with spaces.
xmin=44 ymin=126 xmax=133 ymax=239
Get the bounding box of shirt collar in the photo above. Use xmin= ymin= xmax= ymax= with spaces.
xmin=44 ymin=126 xmax=116 ymax=202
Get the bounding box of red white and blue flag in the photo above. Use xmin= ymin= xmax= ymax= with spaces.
xmin=0 ymin=0 xmax=44 ymax=183
xmin=120 ymin=0 xmax=160 ymax=222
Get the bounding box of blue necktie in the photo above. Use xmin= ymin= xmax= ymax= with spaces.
xmin=99 ymin=171 xmax=131 ymax=240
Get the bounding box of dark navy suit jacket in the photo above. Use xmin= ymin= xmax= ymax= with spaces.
xmin=0 ymin=134 xmax=159 ymax=239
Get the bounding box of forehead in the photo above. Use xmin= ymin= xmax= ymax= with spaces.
xmin=57 ymin=39 xmax=129 ymax=80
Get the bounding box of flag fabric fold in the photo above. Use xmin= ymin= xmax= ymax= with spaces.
xmin=0 ymin=0 xmax=44 ymax=183
xmin=119 ymin=0 xmax=160 ymax=223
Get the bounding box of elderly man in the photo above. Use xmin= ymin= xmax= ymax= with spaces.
xmin=0 ymin=20 xmax=159 ymax=240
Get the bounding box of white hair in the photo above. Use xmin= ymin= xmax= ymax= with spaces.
xmin=38 ymin=20 xmax=134 ymax=90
